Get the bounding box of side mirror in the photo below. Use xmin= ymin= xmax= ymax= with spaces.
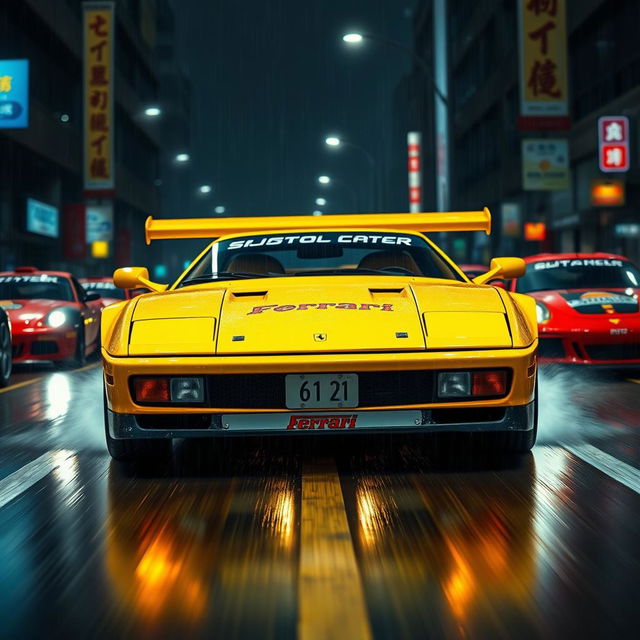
xmin=472 ymin=257 xmax=526 ymax=285
xmin=85 ymin=291 xmax=101 ymax=302
xmin=113 ymin=267 xmax=167 ymax=293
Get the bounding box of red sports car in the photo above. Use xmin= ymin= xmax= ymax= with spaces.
xmin=510 ymin=253 xmax=640 ymax=365
xmin=0 ymin=267 xmax=102 ymax=366
xmin=79 ymin=277 xmax=146 ymax=307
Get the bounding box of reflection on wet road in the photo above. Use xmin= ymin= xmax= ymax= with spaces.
xmin=0 ymin=363 xmax=638 ymax=638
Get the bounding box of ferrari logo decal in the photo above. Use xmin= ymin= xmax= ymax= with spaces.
xmin=609 ymin=318 xmax=620 ymax=325
xmin=314 ymin=333 xmax=327 ymax=342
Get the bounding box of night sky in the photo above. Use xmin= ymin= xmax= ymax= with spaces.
xmin=173 ymin=0 xmax=416 ymax=217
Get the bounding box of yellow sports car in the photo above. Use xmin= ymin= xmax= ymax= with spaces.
xmin=102 ymin=210 xmax=538 ymax=462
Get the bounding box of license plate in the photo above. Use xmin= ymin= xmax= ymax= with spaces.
xmin=285 ymin=373 xmax=358 ymax=409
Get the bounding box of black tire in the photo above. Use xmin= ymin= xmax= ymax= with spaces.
xmin=103 ymin=388 xmax=172 ymax=463
xmin=71 ymin=325 xmax=87 ymax=367
xmin=0 ymin=321 xmax=12 ymax=388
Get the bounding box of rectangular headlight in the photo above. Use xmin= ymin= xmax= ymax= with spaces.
xmin=438 ymin=372 xmax=471 ymax=398
xmin=170 ymin=377 xmax=204 ymax=403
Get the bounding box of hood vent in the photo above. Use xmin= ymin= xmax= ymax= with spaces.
xmin=231 ymin=291 xmax=268 ymax=298
xmin=368 ymin=288 xmax=405 ymax=294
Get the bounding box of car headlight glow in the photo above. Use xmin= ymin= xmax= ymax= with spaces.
xmin=535 ymin=301 xmax=550 ymax=324
xmin=46 ymin=310 xmax=68 ymax=328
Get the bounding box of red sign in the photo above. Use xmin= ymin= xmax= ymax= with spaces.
xmin=599 ymin=116 xmax=630 ymax=172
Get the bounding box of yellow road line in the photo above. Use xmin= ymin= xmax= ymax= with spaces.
xmin=298 ymin=459 xmax=372 ymax=640
xmin=626 ymin=379 xmax=640 ymax=385
xmin=0 ymin=377 xmax=42 ymax=395
xmin=0 ymin=362 xmax=99 ymax=394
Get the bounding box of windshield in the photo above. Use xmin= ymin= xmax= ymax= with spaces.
xmin=0 ymin=275 xmax=74 ymax=301
xmin=177 ymin=232 xmax=462 ymax=287
xmin=517 ymin=259 xmax=640 ymax=293
xmin=80 ymin=281 xmax=127 ymax=300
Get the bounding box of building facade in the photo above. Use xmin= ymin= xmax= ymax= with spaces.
xmin=0 ymin=0 xmax=177 ymax=276
xmin=409 ymin=0 xmax=640 ymax=264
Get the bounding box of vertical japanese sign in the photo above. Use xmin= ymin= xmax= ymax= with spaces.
xmin=598 ymin=116 xmax=630 ymax=173
xmin=407 ymin=132 xmax=422 ymax=213
xmin=518 ymin=0 xmax=569 ymax=130
xmin=0 ymin=59 xmax=29 ymax=128
xmin=83 ymin=2 xmax=115 ymax=193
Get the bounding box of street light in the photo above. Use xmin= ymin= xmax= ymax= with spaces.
xmin=343 ymin=33 xmax=364 ymax=44
xmin=315 ymin=197 xmax=327 ymax=206
xmin=198 ymin=184 xmax=212 ymax=194
xmin=324 ymin=134 xmax=377 ymax=210
xmin=317 ymin=174 xmax=359 ymax=212
xmin=340 ymin=32 xmax=447 ymax=106
xmin=175 ymin=153 xmax=190 ymax=163
xmin=144 ymin=106 xmax=161 ymax=117
xmin=214 ymin=205 xmax=226 ymax=214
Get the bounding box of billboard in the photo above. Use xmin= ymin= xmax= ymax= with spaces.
xmin=86 ymin=203 xmax=113 ymax=242
xmin=517 ymin=0 xmax=569 ymax=130
xmin=26 ymin=198 xmax=59 ymax=238
xmin=83 ymin=2 xmax=115 ymax=193
xmin=0 ymin=59 xmax=29 ymax=129
xmin=522 ymin=139 xmax=570 ymax=191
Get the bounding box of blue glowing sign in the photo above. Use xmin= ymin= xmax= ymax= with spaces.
xmin=0 ymin=60 xmax=29 ymax=128
xmin=27 ymin=198 xmax=59 ymax=238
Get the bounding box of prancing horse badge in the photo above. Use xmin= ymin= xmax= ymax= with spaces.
xmin=314 ymin=333 xmax=327 ymax=342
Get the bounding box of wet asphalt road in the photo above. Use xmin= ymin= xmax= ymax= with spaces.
xmin=0 ymin=360 xmax=639 ymax=639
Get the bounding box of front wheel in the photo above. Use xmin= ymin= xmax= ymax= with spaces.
xmin=0 ymin=321 xmax=12 ymax=387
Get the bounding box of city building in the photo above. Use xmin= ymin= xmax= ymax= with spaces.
xmin=0 ymin=0 xmax=186 ymax=276
xmin=408 ymin=0 xmax=640 ymax=263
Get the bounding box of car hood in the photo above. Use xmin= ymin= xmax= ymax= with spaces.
xmin=127 ymin=279 xmax=513 ymax=355
xmin=532 ymin=288 xmax=640 ymax=316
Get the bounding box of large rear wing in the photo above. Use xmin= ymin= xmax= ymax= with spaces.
xmin=144 ymin=209 xmax=491 ymax=244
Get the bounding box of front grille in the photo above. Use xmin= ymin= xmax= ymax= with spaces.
xmin=583 ymin=343 xmax=640 ymax=361
xmin=30 ymin=341 xmax=59 ymax=355
xmin=207 ymin=371 xmax=437 ymax=409
xmin=538 ymin=338 xmax=565 ymax=358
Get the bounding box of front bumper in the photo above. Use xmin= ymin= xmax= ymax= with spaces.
xmin=103 ymin=343 xmax=537 ymax=415
xmin=106 ymin=402 xmax=536 ymax=439
xmin=12 ymin=329 xmax=77 ymax=362
xmin=538 ymin=331 xmax=640 ymax=366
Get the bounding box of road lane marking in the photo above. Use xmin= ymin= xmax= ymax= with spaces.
xmin=626 ymin=379 xmax=640 ymax=385
xmin=563 ymin=443 xmax=640 ymax=495
xmin=298 ymin=459 xmax=372 ymax=640
xmin=0 ymin=377 xmax=42 ymax=395
xmin=0 ymin=362 xmax=99 ymax=395
xmin=0 ymin=450 xmax=76 ymax=510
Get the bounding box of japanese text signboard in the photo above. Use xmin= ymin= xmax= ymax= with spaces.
xmin=83 ymin=2 xmax=115 ymax=193
xmin=0 ymin=59 xmax=29 ymax=128
xmin=598 ymin=116 xmax=630 ymax=173
xmin=518 ymin=0 xmax=569 ymax=131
